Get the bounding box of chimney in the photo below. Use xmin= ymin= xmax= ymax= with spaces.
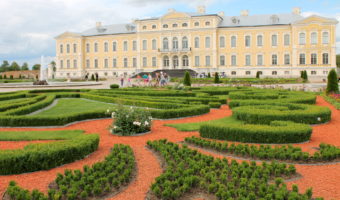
xmin=292 ymin=7 xmax=301 ymax=15
xmin=96 ymin=22 xmax=102 ymax=28
xmin=197 ymin=6 xmax=206 ymax=14
xmin=218 ymin=11 xmax=225 ymax=17
xmin=240 ymin=10 xmax=249 ymax=16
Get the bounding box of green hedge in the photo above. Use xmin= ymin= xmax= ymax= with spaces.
xmin=200 ymin=120 xmax=312 ymax=143
xmin=0 ymin=92 xmax=26 ymax=101
xmin=151 ymin=105 xmax=210 ymax=119
xmin=0 ymin=95 xmax=45 ymax=112
xmin=0 ymin=134 xmax=99 ymax=174
xmin=229 ymin=91 xmax=279 ymax=100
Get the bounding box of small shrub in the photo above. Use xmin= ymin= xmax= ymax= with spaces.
xmin=110 ymin=84 xmax=119 ymax=89
xmin=183 ymin=71 xmax=191 ymax=86
xmin=326 ymin=69 xmax=339 ymax=94
xmin=214 ymin=72 xmax=220 ymax=83
xmin=91 ymin=74 xmax=95 ymax=81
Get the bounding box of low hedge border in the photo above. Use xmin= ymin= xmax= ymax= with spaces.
xmin=321 ymin=94 xmax=340 ymax=109
xmin=0 ymin=95 xmax=46 ymax=112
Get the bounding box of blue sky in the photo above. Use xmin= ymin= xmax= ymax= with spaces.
xmin=0 ymin=0 xmax=339 ymax=67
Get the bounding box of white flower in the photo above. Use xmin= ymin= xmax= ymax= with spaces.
xmin=130 ymin=106 xmax=133 ymax=109
xmin=149 ymin=116 xmax=153 ymax=120
xmin=106 ymin=109 xmax=110 ymax=113
xmin=144 ymin=121 xmax=149 ymax=126
xmin=133 ymin=121 xmax=141 ymax=126
xmin=317 ymin=117 xmax=321 ymax=121
xmin=126 ymin=115 xmax=129 ymax=118
xmin=111 ymin=112 xmax=116 ymax=118
xmin=113 ymin=126 xmax=117 ymax=129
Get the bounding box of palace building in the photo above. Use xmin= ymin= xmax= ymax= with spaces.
xmin=55 ymin=6 xmax=338 ymax=80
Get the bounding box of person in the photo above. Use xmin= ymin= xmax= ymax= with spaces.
xmin=95 ymin=72 xmax=99 ymax=82
xmin=164 ymin=73 xmax=168 ymax=85
xmin=160 ymin=72 xmax=166 ymax=86
xmin=166 ymin=73 xmax=171 ymax=85
xmin=120 ymin=75 xmax=124 ymax=87
xmin=136 ymin=74 xmax=142 ymax=86
xmin=148 ymin=73 xmax=153 ymax=86
xmin=127 ymin=76 xmax=132 ymax=87
xmin=142 ymin=74 xmax=148 ymax=86
xmin=155 ymin=72 xmax=160 ymax=87
xmin=84 ymin=73 xmax=88 ymax=81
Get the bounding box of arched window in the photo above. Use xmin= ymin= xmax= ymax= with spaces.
xmin=66 ymin=44 xmax=70 ymax=53
xmin=245 ymin=36 xmax=251 ymax=47
xmin=311 ymin=53 xmax=317 ymax=64
xmin=104 ymin=42 xmax=108 ymax=52
xmin=163 ymin=38 xmax=169 ymax=50
xmin=152 ymin=39 xmax=157 ymax=50
xmin=182 ymin=23 xmax=188 ymax=27
xmin=182 ymin=37 xmax=188 ymax=49
xmin=94 ymin=43 xmax=98 ymax=52
xmin=163 ymin=24 xmax=168 ymax=28
xmin=182 ymin=55 xmax=189 ymax=67
xmin=152 ymin=25 xmax=157 ymax=29
xmin=86 ymin=44 xmax=90 ymax=53
xmin=194 ymin=22 xmax=199 ymax=26
xmin=272 ymin=71 xmax=277 ymax=75
xmin=173 ymin=37 xmax=178 ymax=49
xmin=284 ymin=34 xmax=290 ymax=46
xmin=231 ymin=36 xmax=236 ymax=47
xmin=205 ymin=21 xmax=210 ymax=26
xmin=311 ymin=32 xmax=317 ymax=44
xmin=123 ymin=41 xmax=128 ymax=51
xmin=272 ymin=54 xmax=278 ymax=65
xmin=299 ymin=54 xmax=305 ymax=65
xmin=124 ymin=58 xmax=128 ymax=67
xmin=220 ymin=36 xmax=225 ymax=48
xmin=272 ymin=34 xmax=277 ymax=46
xmin=257 ymin=35 xmax=263 ymax=46
xmin=142 ymin=26 xmax=147 ymax=30
xmin=60 ymin=44 xmax=63 ymax=54
xmin=163 ymin=56 xmax=169 ymax=67
xmin=322 ymin=32 xmax=329 ymax=44
xmin=205 ymin=36 xmax=210 ymax=48
xmin=231 ymin=55 xmax=237 ymax=66
xmin=194 ymin=37 xmax=199 ymax=48
xmin=112 ymin=42 xmax=117 ymax=51
xmin=173 ymin=56 xmax=179 ymax=68
xmin=299 ymin=33 xmax=306 ymax=45
xmin=172 ymin=24 xmax=178 ymax=28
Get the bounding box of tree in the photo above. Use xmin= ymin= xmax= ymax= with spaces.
xmin=326 ymin=69 xmax=339 ymax=94
xmin=50 ymin=61 xmax=56 ymax=72
xmin=302 ymin=70 xmax=308 ymax=83
xmin=0 ymin=60 xmax=10 ymax=72
xmin=337 ymin=54 xmax=340 ymax=68
xmin=91 ymin=74 xmax=95 ymax=81
xmin=183 ymin=71 xmax=191 ymax=86
xmin=214 ymin=72 xmax=220 ymax=84
xmin=10 ymin=75 xmax=13 ymax=79
xmin=32 ymin=64 xmax=41 ymax=71
xmin=21 ymin=63 xmax=29 ymax=71
xmin=207 ymin=72 xmax=211 ymax=78
xmin=256 ymin=71 xmax=261 ymax=79
xmin=10 ymin=62 xmax=20 ymax=71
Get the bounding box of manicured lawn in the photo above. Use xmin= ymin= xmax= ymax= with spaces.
xmin=33 ymin=98 xmax=112 ymax=116
xmin=0 ymin=130 xmax=84 ymax=141
xmin=166 ymin=116 xmax=243 ymax=131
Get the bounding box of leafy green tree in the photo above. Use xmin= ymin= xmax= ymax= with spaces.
xmin=336 ymin=54 xmax=340 ymax=68
xmin=91 ymin=74 xmax=95 ymax=81
xmin=183 ymin=71 xmax=191 ymax=86
xmin=256 ymin=71 xmax=261 ymax=79
xmin=21 ymin=62 xmax=29 ymax=71
xmin=0 ymin=60 xmax=10 ymax=72
xmin=50 ymin=61 xmax=56 ymax=72
xmin=10 ymin=62 xmax=20 ymax=71
xmin=302 ymin=70 xmax=308 ymax=82
xmin=326 ymin=69 xmax=339 ymax=94
xmin=214 ymin=72 xmax=220 ymax=83
xmin=10 ymin=75 xmax=13 ymax=79
xmin=32 ymin=64 xmax=41 ymax=70
xmin=207 ymin=72 xmax=211 ymax=78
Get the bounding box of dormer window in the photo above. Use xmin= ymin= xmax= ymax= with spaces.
xmin=163 ymin=24 xmax=168 ymax=28
xmin=172 ymin=24 xmax=178 ymax=28
xmin=194 ymin=22 xmax=199 ymax=26
xmin=142 ymin=26 xmax=147 ymax=30
xmin=182 ymin=23 xmax=188 ymax=27
xmin=231 ymin=17 xmax=240 ymax=24
xmin=205 ymin=21 xmax=211 ymax=26
xmin=270 ymin=15 xmax=280 ymax=24
xmin=152 ymin=25 xmax=157 ymax=29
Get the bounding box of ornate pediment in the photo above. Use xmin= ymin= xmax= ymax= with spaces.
xmin=161 ymin=10 xmax=191 ymax=20
xmin=55 ymin=32 xmax=81 ymax=39
xmin=293 ymin=15 xmax=338 ymax=25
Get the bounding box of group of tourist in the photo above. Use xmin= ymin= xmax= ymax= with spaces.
xmin=120 ymin=72 xmax=170 ymax=87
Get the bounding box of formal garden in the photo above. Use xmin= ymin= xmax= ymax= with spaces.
xmin=0 ymin=80 xmax=339 ymax=199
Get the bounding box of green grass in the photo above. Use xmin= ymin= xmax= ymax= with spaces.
xmin=0 ymin=130 xmax=84 ymax=141
xmin=166 ymin=116 xmax=243 ymax=131
xmin=33 ymin=98 xmax=112 ymax=116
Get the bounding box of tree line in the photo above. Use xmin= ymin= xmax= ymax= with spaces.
xmin=0 ymin=60 xmax=41 ymax=72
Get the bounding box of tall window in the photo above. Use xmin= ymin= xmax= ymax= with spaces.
xmin=124 ymin=58 xmax=128 ymax=67
xmin=142 ymin=40 xmax=147 ymax=50
xmin=66 ymin=44 xmax=70 ymax=53
xmin=123 ymin=41 xmax=128 ymax=51
xmin=284 ymin=34 xmax=290 ymax=46
xmin=163 ymin=24 xmax=168 ymax=28
xmin=133 ymin=41 xmax=137 ymax=51
xmin=272 ymin=54 xmax=278 ymax=65
xmin=94 ymin=43 xmax=98 ymax=52
xmin=86 ymin=60 xmax=89 ymax=68
xmin=322 ymin=32 xmax=329 ymax=44
xmin=143 ymin=57 xmax=147 ymax=67
xmin=173 ymin=37 xmax=178 ymax=49
xmin=284 ymin=54 xmax=290 ymax=65
xmin=182 ymin=55 xmax=189 ymax=67
xmin=220 ymin=55 xmax=225 ymax=66
xmin=205 ymin=37 xmax=210 ymax=48
xmin=311 ymin=32 xmax=317 ymax=44
xmin=182 ymin=37 xmax=188 ymax=49
xmin=73 ymin=60 xmax=77 ymax=68
xmin=112 ymin=42 xmax=117 ymax=51
xmin=60 ymin=60 xmax=63 ymax=69
xmin=104 ymin=58 xmax=108 ymax=68
xmin=163 ymin=56 xmax=169 ymax=67
xmin=194 ymin=22 xmax=199 ymax=26
xmin=311 ymin=53 xmax=317 ymax=64
xmin=86 ymin=44 xmax=90 ymax=53
xmin=60 ymin=44 xmax=63 ymax=54
xmin=133 ymin=58 xmax=137 ymax=68
xmin=220 ymin=36 xmax=225 ymax=48
xmin=194 ymin=37 xmax=199 ymax=48
xmin=245 ymin=36 xmax=251 ymax=47
xmin=245 ymin=55 xmax=251 ymax=66
xmin=67 ymin=60 xmax=70 ymax=68
xmin=94 ymin=59 xmax=98 ymax=68
xmin=73 ymin=44 xmax=77 ymax=53
xmin=152 ymin=57 xmax=157 ymax=67
xmin=163 ymin=38 xmax=169 ymax=50
xmin=257 ymin=55 xmax=263 ymax=66
xmin=299 ymin=33 xmax=306 ymax=45
xmin=299 ymin=54 xmax=306 ymax=65
xmin=323 ymin=53 xmax=329 ymax=64
xmin=205 ymin=56 xmax=211 ymax=66
xmin=272 ymin=34 xmax=278 ymax=46
xmin=257 ymin=35 xmax=263 ymax=47
xmin=231 ymin=36 xmax=236 ymax=47
xmin=195 ymin=56 xmax=200 ymax=67
xmin=104 ymin=42 xmax=108 ymax=52
xmin=152 ymin=39 xmax=157 ymax=50
xmin=231 ymin=55 xmax=237 ymax=66
xmin=113 ymin=58 xmax=117 ymax=68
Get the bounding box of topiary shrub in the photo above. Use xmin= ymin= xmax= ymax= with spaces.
xmin=214 ymin=72 xmax=220 ymax=83
xmin=4 ymin=75 xmax=7 ymax=79
xmin=110 ymin=84 xmax=119 ymax=89
xmin=0 ymin=75 xmax=2 ymax=79
xmin=91 ymin=74 xmax=95 ymax=81
xmin=183 ymin=71 xmax=191 ymax=86
xmin=256 ymin=71 xmax=261 ymax=79
xmin=10 ymin=75 xmax=13 ymax=79
xmin=326 ymin=69 xmax=339 ymax=94
xmin=207 ymin=72 xmax=211 ymax=78
xmin=302 ymin=70 xmax=308 ymax=83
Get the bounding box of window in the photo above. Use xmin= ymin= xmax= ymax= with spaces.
xmin=67 ymin=60 xmax=70 ymax=68
xmin=205 ymin=36 xmax=210 ymax=48
xmin=195 ymin=56 xmax=200 ymax=66
xmin=311 ymin=71 xmax=317 ymax=75
xmin=272 ymin=34 xmax=278 ymax=46
xmin=257 ymin=54 xmax=263 ymax=66
xmin=194 ymin=37 xmax=200 ymax=48
xmin=123 ymin=41 xmax=128 ymax=51
xmin=205 ymin=21 xmax=210 ymax=26
xmin=172 ymin=24 xmax=178 ymax=28
xmin=322 ymin=32 xmax=329 ymax=44
xmin=152 ymin=57 xmax=157 ymax=67
xmin=182 ymin=37 xmax=188 ymax=49
xmin=172 ymin=37 xmax=178 ymax=49
xmin=94 ymin=59 xmax=98 ymax=68
xmin=124 ymin=58 xmax=128 ymax=67
xmin=284 ymin=54 xmax=290 ymax=65
xmin=231 ymin=36 xmax=236 ymax=47
xmin=73 ymin=44 xmax=77 ymax=53
xmin=299 ymin=54 xmax=306 ymax=65
xmin=133 ymin=58 xmax=137 ymax=68
xmin=272 ymin=71 xmax=277 ymax=75
xmin=246 ymin=71 xmax=251 ymax=75
xmin=272 ymin=54 xmax=278 ymax=65
xmin=104 ymin=58 xmax=108 ymax=68
xmin=86 ymin=44 xmax=90 ymax=53
xmin=323 ymin=70 xmax=329 ymax=75
xmin=60 ymin=44 xmax=63 ymax=53
xmin=220 ymin=36 xmax=225 ymax=48
xmin=231 ymin=55 xmax=237 ymax=66
xmin=60 ymin=60 xmax=63 ymax=69
xmin=194 ymin=22 xmax=199 ymax=26
xmin=206 ymin=56 xmax=211 ymax=66
xmin=220 ymin=55 xmax=225 ymax=66
xmin=311 ymin=53 xmax=317 ymax=64
xmin=284 ymin=34 xmax=290 ymax=46
xmin=231 ymin=71 xmax=236 ymax=75
xmin=152 ymin=39 xmax=157 ymax=50
xmin=245 ymin=55 xmax=251 ymax=66
xmin=311 ymin=32 xmax=317 ymax=44
xmin=182 ymin=55 xmax=189 ymax=67
xmin=142 ymin=40 xmax=147 ymax=50
xmin=163 ymin=38 xmax=169 ymax=50
xmin=173 ymin=56 xmax=179 ymax=68
xmin=143 ymin=57 xmax=147 ymax=67
xmin=299 ymin=33 xmax=306 ymax=45
xmin=323 ymin=53 xmax=329 ymax=64
xmin=73 ymin=60 xmax=77 ymax=68
xmin=152 ymin=25 xmax=156 ymax=29
xmin=245 ymin=36 xmax=251 ymax=47
xmin=285 ymin=71 xmax=290 ymax=75
xmin=182 ymin=23 xmax=188 ymax=27
xmin=257 ymin=35 xmax=263 ymax=46
xmin=142 ymin=26 xmax=147 ymax=30
xmin=113 ymin=58 xmax=117 ymax=68
xmin=66 ymin=44 xmax=70 ymax=53
xmin=113 ymin=42 xmax=117 ymax=51
xmin=163 ymin=24 xmax=168 ymax=28
xmin=104 ymin=42 xmax=108 ymax=52
xmin=133 ymin=41 xmax=137 ymax=51
xmin=86 ymin=60 xmax=89 ymax=68
xmin=94 ymin=43 xmax=98 ymax=52
xmin=163 ymin=56 xmax=169 ymax=67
